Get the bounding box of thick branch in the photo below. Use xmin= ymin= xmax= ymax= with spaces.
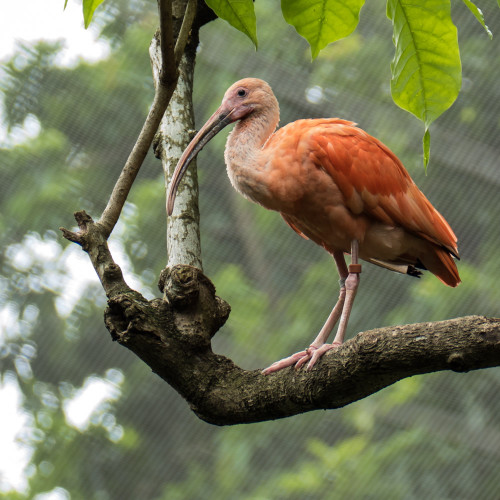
xmin=152 ymin=30 xmax=202 ymax=270
xmin=105 ymin=264 xmax=500 ymax=426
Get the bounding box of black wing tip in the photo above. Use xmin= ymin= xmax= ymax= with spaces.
xmin=407 ymin=265 xmax=423 ymax=278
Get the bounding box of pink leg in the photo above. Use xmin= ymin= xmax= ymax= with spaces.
xmin=261 ymin=284 xmax=345 ymax=375
xmin=262 ymin=243 xmax=361 ymax=375
xmin=302 ymin=241 xmax=361 ymax=370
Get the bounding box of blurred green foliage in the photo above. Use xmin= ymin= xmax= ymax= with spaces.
xmin=1 ymin=0 xmax=500 ymax=499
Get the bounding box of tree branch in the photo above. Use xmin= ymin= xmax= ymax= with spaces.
xmin=97 ymin=2 xmax=181 ymax=238
xmin=175 ymin=0 xmax=196 ymax=67
xmin=60 ymin=211 xmax=133 ymax=298
xmin=97 ymin=82 xmax=176 ymax=237
xmin=60 ymin=209 xmax=500 ymax=426
xmin=157 ymin=0 xmax=176 ymax=84
xmin=62 ymin=0 xmax=199 ymax=242
xmin=152 ymin=21 xmax=202 ymax=270
xmin=104 ymin=264 xmax=500 ymax=426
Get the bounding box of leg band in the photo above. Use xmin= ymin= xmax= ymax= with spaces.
xmin=348 ymin=263 xmax=362 ymax=274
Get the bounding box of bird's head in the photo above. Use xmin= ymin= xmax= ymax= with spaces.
xmin=167 ymin=78 xmax=277 ymax=215
xmin=219 ymin=78 xmax=277 ymax=121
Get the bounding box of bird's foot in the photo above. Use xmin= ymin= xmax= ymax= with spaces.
xmin=261 ymin=349 xmax=308 ymax=375
xmin=295 ymin=342 xmax=341 ymax=371
xmin=261 ymin=342 xmax=341 ymax=375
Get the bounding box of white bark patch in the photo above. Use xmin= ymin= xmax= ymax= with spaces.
xmin=151 ymin=37 xmax=202 ymax=270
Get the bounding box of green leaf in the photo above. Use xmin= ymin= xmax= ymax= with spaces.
xmin=83 ymin=0 xmax=105 ymax=29
xmin=64 ymin=0 xmax=69 ymax=9
xmin=387 ymin=0 xmax=461 ymax=164
xmin=282 ymin=0 xmax=365 ymax=59
xmin=387 ymin=0 xmax=462 ymax=128
xmin=205 ymin=0 xmax=258 ymax=48
xmin=462 ymin=0 xmax=493 ymax=39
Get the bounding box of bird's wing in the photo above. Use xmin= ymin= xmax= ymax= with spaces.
xmin=309 ymin=120 xmax=459 ymax=258
xmin=281 ymin=214 xmax=309 ymax=240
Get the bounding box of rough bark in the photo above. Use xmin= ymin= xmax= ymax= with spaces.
xmin=102 ymin=263 xmax=500 ymax=426
xmin=152 ymin=31 xmax=203 ymax=270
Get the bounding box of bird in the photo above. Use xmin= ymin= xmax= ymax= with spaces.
xmin=167 ymin=78 xmax=460 ymax=374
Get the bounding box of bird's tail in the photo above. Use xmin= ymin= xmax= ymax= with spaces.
xmin=424 ymin=247 xmax=461 ymax=287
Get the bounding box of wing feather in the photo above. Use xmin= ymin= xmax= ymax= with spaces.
xmin=281 ymin=213 xmax=309 ymax=240
xmin=309 ymin=121 xmax=459 ymax=258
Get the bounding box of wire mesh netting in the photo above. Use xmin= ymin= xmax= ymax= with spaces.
xmin=1 ymin=1 xmax=499 ymax=499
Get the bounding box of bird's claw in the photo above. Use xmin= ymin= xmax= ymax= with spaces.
xmin=304 ymin=342 xmax=341 ymax=370
xmin=293 ymin=349 xmax=313 ymax=370
xmin=295 ymin=343 xmax=338 ymax=371
xmin=261 ymin=350 xmax=308 ymax=375
xmin=262 ymin=342 xmax=341 ymax=375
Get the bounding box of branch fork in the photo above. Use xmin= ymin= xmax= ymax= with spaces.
xmin=61 ymin=0 xmax=197 ymax=246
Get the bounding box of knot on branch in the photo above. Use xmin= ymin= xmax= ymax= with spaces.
xmin=60 ymin=209 xmax=131 ymax=298
xmin=447 ymin=352 xmax=468 ymax=372
xmin=104 ymin=292 xmax=155 ymax=343
xmin=59 ymin=210 xmax=110 ymax=250
xmin=59 ymin=210 xmax=94 ymax=248
xmin=103 ymin=263 xmax=124 ymax=281
xmin=213 ymin=296 xmax=231 ymax=334
xmin=159 ymin=265 xmax=212 ymax=306
xmin=159 ymin=264 xmax=230 ymax=339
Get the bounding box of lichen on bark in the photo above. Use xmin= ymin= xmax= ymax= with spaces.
xmin=151 ymin=26 xmax=202 ymax=271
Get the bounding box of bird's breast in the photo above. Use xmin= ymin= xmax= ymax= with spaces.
xmin=227 ymin=146 xmax=367 ymax=251
xmin=226 ymin=146 xmax=334 ymax=212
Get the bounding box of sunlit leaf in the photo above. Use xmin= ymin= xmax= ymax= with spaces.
xmin=462 ymin=0 xmax=493 ymax=38
xmin=282 ymin=0 xmax=365 ymax=59
xmin=83 ymin=0 xmax=105 ymax=29
xmin=387 ymin=0 xmax=461 ymax=164
xmin=205 ymin=0 xmax=258 ymax=48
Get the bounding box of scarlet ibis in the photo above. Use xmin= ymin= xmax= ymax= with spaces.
xmin=167 ymin=78 xmax=460 ymax=374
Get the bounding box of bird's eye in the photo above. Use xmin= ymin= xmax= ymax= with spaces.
xmin=237 ymin=89 xmax=247 ymax=97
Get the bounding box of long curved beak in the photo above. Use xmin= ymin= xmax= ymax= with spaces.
xmin=167 ymin=106 xmax=234 ymax=216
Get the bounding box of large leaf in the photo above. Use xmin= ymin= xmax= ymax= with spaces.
xmin=387 ymin=0 xmax=462 ymax=165
xmin=205 ymin=0 xmax=258 ymax=48
xmin=83 ymin=0 xmax=105 ymax=28
xmin=282 ymin=0 xmax=365 ymax=59
xmin=462 ymin=0 xmax=492 ymax=39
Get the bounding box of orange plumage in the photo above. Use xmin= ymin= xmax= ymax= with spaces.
xmin=263 ymin=118 xmax=459 ymax=287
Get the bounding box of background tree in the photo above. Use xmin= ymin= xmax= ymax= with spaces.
xmin=1 ymin=0 xmax=500 ymax=498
